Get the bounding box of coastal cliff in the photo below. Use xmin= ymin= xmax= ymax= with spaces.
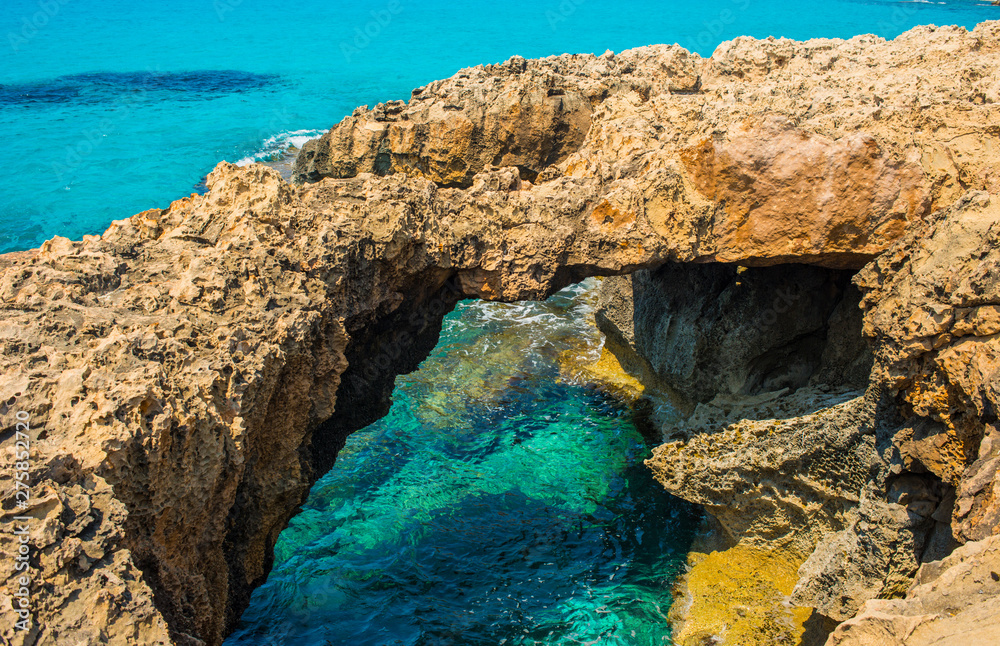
xmin=2 ymin=21 xmax=999 ymax=646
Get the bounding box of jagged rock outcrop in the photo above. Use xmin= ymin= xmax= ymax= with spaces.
xmin=631 ymin=193 xmax=1000 ymax=643
xmin=791 ymin=191 xmax=1000 ymax=623
xmin=647 ymin=388 xmax=874 ymax=555
xmin=858 ymin=191 xmax=1000 ymax=531
xmin=0 ymin=162 xmax=670 ymax=646
xmin=293 ymin=48 xmax=700 ymax=187
xmin=826 ymin=534 xmax=1000 ymax=645
xmin=298 ymin=23 xmax=1000 ymax=268
xmin=1 ymin=21 xmax=999 ymax=646
xmin=643 ymin=387 xmax=874 ymax=642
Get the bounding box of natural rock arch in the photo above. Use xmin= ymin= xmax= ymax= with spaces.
xmin=1 ymin=23 xmax=999 ymax=646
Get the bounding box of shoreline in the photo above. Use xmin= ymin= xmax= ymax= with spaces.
xmin=2 ymin=21 xmax=1000 ymax=646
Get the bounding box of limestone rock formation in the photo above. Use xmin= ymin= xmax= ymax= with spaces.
xmin=647 ymin=388 xmax=873 ymax=554
xmin=0 ymin=161 xmax=669 ymax=646
xmin=596 ymin=265 xmax=871 ymax=405
xmin=791 ymin=475 xmax=952 ymax=622
xmin=644 ymin=192 xmax=1000 ymax=642
xmin=826 ymin=535 xmax=1000 ymax=646
xmin=298 ymin=23 xmax=1000 ymax=268
xmin=644 ymin=387 xmax=877 ymax=645
xmin=293 ymin=47 xmax=700 ymax=187
xmin=771 ymin=194 xmax=1000 ymax=629
xmin=857 ymin=191 xmax=1000 ymax=530
xmin=1 ymin=21 xmax=999 ymax=646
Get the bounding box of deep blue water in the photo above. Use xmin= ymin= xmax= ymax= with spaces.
xmin=225 ymin=281 xmax=703 ymax=645
xmin=0 ymin=0 xmax=996 ymax=252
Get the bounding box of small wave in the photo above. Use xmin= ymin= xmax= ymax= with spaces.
xmin=234 ymin=129 xmax=325 ymax=167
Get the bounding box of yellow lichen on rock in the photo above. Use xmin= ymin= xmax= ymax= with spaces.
xmin=559 ymin=344 xmax=646 ymax=402
xmin=670 ymin=544 xmax=814 ymax=646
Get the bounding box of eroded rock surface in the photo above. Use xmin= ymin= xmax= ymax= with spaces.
xmin=647 ymin=389 xmax=873 ymax=554
xmin=0 ymin=21 xmax=999 ymax=646
xmin=645 ymin=387 xmax=877 ymax=645
xmin=597 ymin=264 xmax=872 ymax=404
xmin=858 ymin=191 xmax=1000 ymax=529
xmin=299 ymin=23 xmax=1000 ymax=267
xmin=826 ymin=535 xmax=1000 ymax=646
xmin=638 ymin=192 xmax=1000 ymax=643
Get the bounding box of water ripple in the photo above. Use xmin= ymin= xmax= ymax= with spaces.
xmin=226 ymin=280 xmax=700 ymax=646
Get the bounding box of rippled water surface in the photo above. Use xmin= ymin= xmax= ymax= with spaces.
xmin=224 ymin=281 xmax=702 ymax=645
xmin=6 ymin=1 xmax=997 ymax=641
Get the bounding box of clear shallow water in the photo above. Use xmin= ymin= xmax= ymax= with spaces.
xmin=224 ymin=280 xmax=702 ymax=646
xmin=1 ymin=0 xmax=996 ymax=252
xmin=3 ymin=2 xmax=997 ymax=641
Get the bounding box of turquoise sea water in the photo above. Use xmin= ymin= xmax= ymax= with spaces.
xmin=225 ymin=280 xmax=702 ymax=645
xmin=0 ymin=0 xmax=996 ymax=253
xmin=4 ymin=2 xmax=997 ymax=643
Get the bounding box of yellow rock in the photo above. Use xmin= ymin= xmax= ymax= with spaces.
xmin=560 ymin=344 xmax=646 ymax=402
xmin=670 ymin=544 xmax=815 ymax=646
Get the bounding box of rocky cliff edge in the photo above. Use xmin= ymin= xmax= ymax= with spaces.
xmin=1 ymin=21 xmax=999 ymax=646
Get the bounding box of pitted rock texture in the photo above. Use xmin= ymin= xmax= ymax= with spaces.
xmin=791 ymin=474 xmax=954 ymax=622
xmin=825 ymin=535 xmax=1000 ymax=646
xmin=639 ymin=193 xmax=1000 ymax=640
xmin=857 ymin=191 xmax=1000 ymax=536
xmin=0 ymin=160 xmax=678 ymax=646
xmin=0 ymin=21 xmax=999 ymax=646
xmin=299 ymin=23 xmax=1000 ymax=268
xmin=293 ymin=47 xmax=700 ymax=187
xmin=647 ymin=388 xmax=874 ymax=555
xmin=779 ymin=192 xmax=1000 ymax=630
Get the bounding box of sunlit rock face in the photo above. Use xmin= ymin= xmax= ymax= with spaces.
xmin=298 ymin=23 xmax=1000 ymax=269
xmin=2 ymin=21 xmax=1000 ymax=646
xmin=601 ymin=194 xmax=1000 ymax=643
xmin=825 ymin=534 xmax=1000 ymax=646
